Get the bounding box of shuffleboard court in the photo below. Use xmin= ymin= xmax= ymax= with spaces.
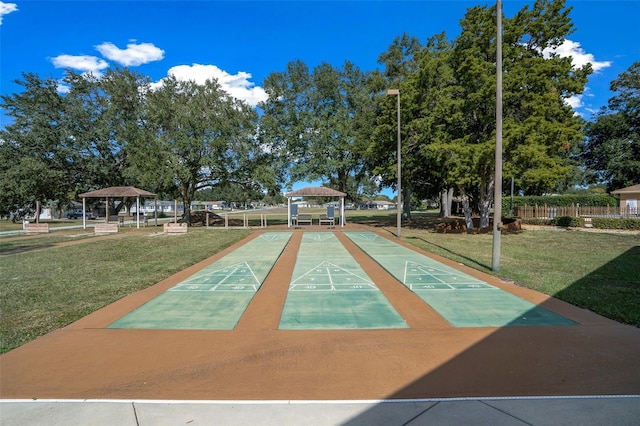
xmin=279 ymin=232 xmax=408 ymax=329
xmin=345 ymin=232 xmax=577 ymax=327
xmin=108 ymin=232 xmax=292 ymax=329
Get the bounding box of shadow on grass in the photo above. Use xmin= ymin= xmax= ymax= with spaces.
xmin=406 ymin=235 xmax=492 ymax=271
xmin=554 ymin=245 xmax=640 ymax=327
xmin=0 ymin=242 xmax=56 ymax=256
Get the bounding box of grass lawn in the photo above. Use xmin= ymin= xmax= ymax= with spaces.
xmin=1 ymin=211 xmax=638 ymax=354
xmin=0 ymin=228 xmax=251 ymax=353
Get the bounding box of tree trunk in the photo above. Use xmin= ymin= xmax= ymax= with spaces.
xmin=440 ymin=188 xmax=454 ymax=217
xmin=478 ymin=177 xmax=494 ymax=229
xmin=459 ymin=188 xmax=474 ymax=229
xmin=182 ymin=197 xmax=191 ymax=225
xmin=181 ymin=182 xmax=195 ymax=226
xmin=35 ymin=201 xmax=41 ymax=224
xmin=402 ymin=185 xmax=411 ymax=220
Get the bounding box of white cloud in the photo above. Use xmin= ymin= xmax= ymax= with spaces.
xmin=542 ymin=39 xmax=612 ymax=115
xmin=154 ymin=63 xmax=268 ymax=107
xmin=543 ymin=39 xmax=611 ymax=72
xmin=51 ymin=54 xmax=109 ymax=74
xmin=0 ymin=1 xmax=18 ymax=25
xmin=95 ymin=41 xmax=164 ymax=66
xmin=565 ymin=95 xmax=582 ymax=109
xmin=50 ymin=55 xmax=109 ymax=93
xmin=56 ymin=83 xmax=71 ymax=95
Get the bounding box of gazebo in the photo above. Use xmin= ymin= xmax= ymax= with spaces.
xmin=284 ymin=186 xmax=346 ymax=227
xmin=79 ymin=186 xmax=158 ymax=229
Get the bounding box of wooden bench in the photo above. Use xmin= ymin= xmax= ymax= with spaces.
xmin=24 ymin=223 xmax=50 ymax=233
xmin=296 ymin=214 xmax=313 ymax=226
xmin=94 ymin=223 xmax=119 ymax=234
xmin=119 ymin=216 xmax=148 ymax=227
xmin=319 ymin=215 xmax=335 ymax=227
xmin=164 ymin=222 xmax=188 ymax=234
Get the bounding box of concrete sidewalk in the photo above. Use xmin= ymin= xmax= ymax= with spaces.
xmin=2 ymin=396 xmax=639 ymax=425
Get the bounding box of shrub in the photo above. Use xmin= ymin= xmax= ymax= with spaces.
xmin=592 ymin=218 xmax=640 ymax=230
xmin=552 ymin=216 xmax=584 ymax=227
xmin=520 ymin=218 xmax=554 ymax=226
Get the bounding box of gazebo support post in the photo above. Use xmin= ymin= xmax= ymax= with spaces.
xmin=174 ymin=200 xmax=178 ymax=224
xmin=82 ymin=198 xmax=87 ymax=229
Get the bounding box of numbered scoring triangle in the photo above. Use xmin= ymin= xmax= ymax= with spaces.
xmin=403 ymin=261 xmax=490 ymax=288
xmin=290 ymin=260 xmax=375 ymax=289
xmin=173 ymin=260 xmax=261 ymax=290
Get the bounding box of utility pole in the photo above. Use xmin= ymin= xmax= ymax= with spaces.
xmin=492 ymin=0 xmax=503 ymax=271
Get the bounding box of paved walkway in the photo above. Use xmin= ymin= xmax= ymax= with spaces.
xmin=2 ymin=396 xmax=639 ymax=425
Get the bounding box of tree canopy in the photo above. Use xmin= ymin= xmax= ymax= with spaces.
xmin=582 ymin=62 xmax=640 ymax=191
xmin=1 ymin=69 xmax=268 ymax=222
xmin=259 ymin=60 xmax=379 ymax=201
xmin=1 ymin=0 xmax=626 ymax=225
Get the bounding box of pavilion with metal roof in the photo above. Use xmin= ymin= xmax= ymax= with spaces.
xmin=284 ymin=186 xmax=346 ymax=227
xmin=79 ymin=186 xmax=157 ymax=229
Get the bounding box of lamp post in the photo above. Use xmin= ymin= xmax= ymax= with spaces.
xmin=386 ymin=89 xmax=401 ymax=238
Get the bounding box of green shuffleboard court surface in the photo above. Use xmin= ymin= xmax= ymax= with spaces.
xmin=108 ymin=232 xmax=292 ymax=329
xmin=345 ymin=232 xmax=576 ymax=328
xmin=279 ymin=232 xmax=408 ymax=330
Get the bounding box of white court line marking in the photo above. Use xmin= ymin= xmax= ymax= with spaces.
xmin=259 ymin=232 xmax=292 ymax=241
xmin=349 ymin=232 xmax=378 ymax=241
xmin=303 ymin=232 xmax=336 ymax=242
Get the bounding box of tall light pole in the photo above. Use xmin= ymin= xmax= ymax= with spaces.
xmin=386 ymin=89 xmax=401 ymax=238
xmin=492 ymin=0 xmax=503 ymax=271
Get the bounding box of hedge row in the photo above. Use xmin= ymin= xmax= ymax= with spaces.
xmin=592 ymin=218 xmax=640 ymax=230
xmin=521 ymin=217 xmax=640 ymax=230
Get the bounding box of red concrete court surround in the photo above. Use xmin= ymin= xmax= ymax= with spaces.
xmin=1 ymin=229 xmax=639 ymax=400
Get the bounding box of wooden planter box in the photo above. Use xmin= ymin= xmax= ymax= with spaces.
xmin=24 ymin=223 xmax=50 ymax=233
xmin=164 ymin=223 xmax=188 ymax=234
xmin=94 ymin=223 xmax=119 ymax=234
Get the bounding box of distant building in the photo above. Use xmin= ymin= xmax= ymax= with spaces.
xmin=611 ymin=184 xmax=640 ymax=213
xmin=361 ymin=200 xmax=395 ymax=210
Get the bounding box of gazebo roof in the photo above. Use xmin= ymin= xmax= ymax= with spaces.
xmin=79 ymin=186 xmax=157 ymax=198
xmin=285 ymin=186 xmax=346 ymax=198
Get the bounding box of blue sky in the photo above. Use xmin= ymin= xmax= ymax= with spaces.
xmin=1 ymin=1 xmax=639 ymax=193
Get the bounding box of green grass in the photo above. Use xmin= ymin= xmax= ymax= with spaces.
xmin=0 ymin=228 xmax=251 ymax=353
